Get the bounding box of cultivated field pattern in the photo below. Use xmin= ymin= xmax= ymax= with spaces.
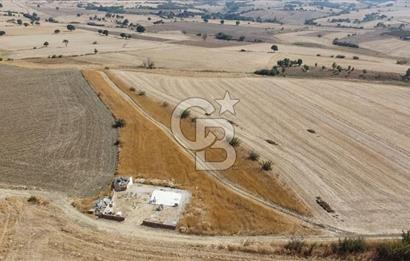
xmin=116 ymin=70 xmax=410 ymax=234
xmin=0 ymin=65 xmax=117 ymax=196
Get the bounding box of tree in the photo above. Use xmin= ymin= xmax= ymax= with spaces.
xmin=97 ymin=29 xmax=103 ymax=34
xmin=405 ymin=68 xmax=410 ymax=78
xmin=271 ymin=45 xmax=278 ymax=52
xmin=54 ymin=29 xmax=60 ymax=34
xmin=102 ymin=30 xmax=109 ymax=36
xmin=66 ymin=24 xmax=76 ymax=31
xmin=17 ymin=19 xmax=23 ymax=25
xmin=303 ymin=64 xmax=310 ymax=71
xmin=120 ymin=32 xmax=127 ymax=39
xmin=136 ymin=25 xmax=145 ymax=33
xmin=23 ymin=22 xmax=29 ymax=27
xmin=0 ymin=31 xmax=5 ymax=36
xmin=297 ymin=59 xmax=303 ymax=66
xmin=220 ymin=20 xmax=224 ymax=24
xmin=43 ymin=41 xmax=49 ymax=47
xmin=236 ymin=20 xmax=240 ymax=26
xmin=94 ymin=48 xmax=98 ymax=54
xmin=62 ymin=39 xmax=69 ymax=47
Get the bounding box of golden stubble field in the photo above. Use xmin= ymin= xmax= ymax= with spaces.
xmin=114 ymin=69 xmax=410 ymax=235
xmin=82 ymin=69 xmax=313 ymax=236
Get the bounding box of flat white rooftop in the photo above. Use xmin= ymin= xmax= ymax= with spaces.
xmin=150 ymin=189 xmax=182 ymax=207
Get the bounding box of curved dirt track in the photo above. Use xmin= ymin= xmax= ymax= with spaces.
xmin=101 ymin=70 xmax=353 ymax=235
xmin=0 ymin=65 xmax=117 ymax=197
xmin=115 ymin=70 xmax=410 ymax=235
xmin=82 ymin=69 xmax=315 ymax=236
xmin=0 ymin=190 xmax=300 ymax=261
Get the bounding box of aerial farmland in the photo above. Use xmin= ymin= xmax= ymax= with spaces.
xmin=0 ymin=0 xmax=410 ymax=260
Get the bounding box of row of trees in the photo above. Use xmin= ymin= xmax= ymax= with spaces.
xmin=97 ymin=29 xmax=109 ymax=36
xmin=42 ymin=39 xmax=69 ymax=47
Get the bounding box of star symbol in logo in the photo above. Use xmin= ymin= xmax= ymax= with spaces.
xmin=216 ymin=91 xmax=239 ymax=115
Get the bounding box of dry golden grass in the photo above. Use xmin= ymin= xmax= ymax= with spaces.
xmin=82 ymin=70 xmax=312 ymax=235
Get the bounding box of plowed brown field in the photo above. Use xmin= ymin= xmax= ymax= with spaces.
xmin=0 ymin=65 xmax=117 ymax=197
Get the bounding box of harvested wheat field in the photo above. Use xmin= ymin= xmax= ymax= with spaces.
xmin=82 ymin=70 xmax=313 ymax=235
xmin=0 ymin=64 xmax=117 ymax=197
xmin=104 ymin=70 xmax=311 ymax=216
xmin=114 ymin=70 xmax=410 ymax=235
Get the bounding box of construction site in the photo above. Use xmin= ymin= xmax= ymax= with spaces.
xmin=92 ymin=177 xmax=191 ymax=230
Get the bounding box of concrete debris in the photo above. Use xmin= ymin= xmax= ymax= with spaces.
xmin=94 ymin=197 xmax=113 ymax=216
xmin=94 ymin=197 xmax=125 ymax=222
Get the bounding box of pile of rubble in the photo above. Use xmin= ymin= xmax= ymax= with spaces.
xmin=94 ymin=196 xmax=124 ymax=222
xmin=112 ymin=176 xmax=132 ymax=192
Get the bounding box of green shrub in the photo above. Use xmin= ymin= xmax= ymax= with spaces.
xmin=248 ymin=151 xmax=260 ymax=161
xmin=375 ymin=231 xmax=410 ymax=261
xmin=215 ymin=32 xmax=232 ymax=40
xmin=285 ymin=237 xmax=305 ymax=254
xmin=180 ymin=109 xmax=190 ymax=119
xmin=376 ymin=240 xmax=410 ymax=261
xmin=229 ymin=137 xmax=241 ymax=147
xmin=331 ymin=238 xmax=367 ymax=255
xmin=303 ymin=64 xmax=310 ymax=71
xmin=255 ymin=66 xmax=280 ymax=76
xmin=403 ymin=230 xmax=410 ymax=244
xmin=261 ymin=160 xmax=273 ymax=171
xmin=112 ymin=119 xmax=126 ymax=128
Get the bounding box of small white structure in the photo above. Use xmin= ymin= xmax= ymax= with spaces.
xmin=150 ymin=189 xmax=182 ymax=207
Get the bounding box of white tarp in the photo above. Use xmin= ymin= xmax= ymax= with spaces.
xmin=150 ymin=190 xmax=182 ymax=207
